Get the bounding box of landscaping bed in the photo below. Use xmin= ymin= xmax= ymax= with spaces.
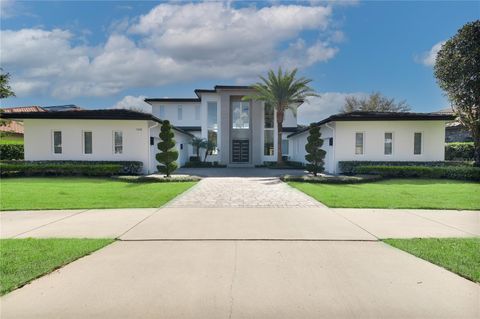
xmin=282 ymin=174 xmax=382 ymax=184
xmin=384 ymin=238 xmax=480 ymax=282
xmin=0 ymin=238 xmax=114 ymax=295
xmin=288 ymin=179 xmax=480 ymax=209
xmin=0 ymin=177 xmax=197 ymax=210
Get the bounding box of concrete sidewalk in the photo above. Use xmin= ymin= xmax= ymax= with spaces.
xmin=1 ymin=207 xmax=477 ymax=239
xmin=2 ymin=240 xmax=478 ymax=319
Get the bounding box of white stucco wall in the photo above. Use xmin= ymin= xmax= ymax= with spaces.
xmin=334 ymin=120 xmax=446 ymax=172
xmin=24 ymin=119 xmax=150 ymax=172
xmin=150 ymin=102 xmax=201 ymax=127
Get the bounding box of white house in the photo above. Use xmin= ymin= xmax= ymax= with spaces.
xmin=2 ymin=85 xmax=454 ymax=174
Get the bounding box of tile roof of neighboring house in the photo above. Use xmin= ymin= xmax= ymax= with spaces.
xmin=0 ymin=120 xmax=24 ymax=134
xmin=2 ymin=106 xmax=46 ymax=113
xmin=0 ymin=109 xmax=194 ymax=137
xmin=287 ymin=111 xmax=456 ymax=138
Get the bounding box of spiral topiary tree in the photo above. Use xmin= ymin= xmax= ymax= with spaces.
xmin=156 ymin=120 xmax=178 ymax=177
xmin=305 ymin=125 xmax=326 ymax=176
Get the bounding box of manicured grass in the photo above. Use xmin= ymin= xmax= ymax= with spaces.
xmin=289 ymin=179 xmax=480 ymax=209
xmin=384 ymin=238 xmax=480 ymax=282
xmin=0 ymin=238 xmax=114 ymax=295
xmin=0 ymin=134 xmax=23 ymax=144
xmin=0 ymin=177 xmax=196 ymax=210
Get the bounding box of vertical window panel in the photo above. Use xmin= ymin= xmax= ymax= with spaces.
xmin=384 ymin=132 xmax=393 ymax=155
xmin=53 ymin=131 xmax=62 ymax=154
xmin=264 ymin=130 xmax=274 ymax=156
xmin=355 ymin=132 xmax=364 ymax=155
xmin=414 ymin=132 xmax=422 ymax=155
xmin=177 ymin=105 xmax=183 ymax=120
xmin=84 ymin=131 xmax=92 ymax=154
xmin=114 ymin=131 xmax=123 ymax=154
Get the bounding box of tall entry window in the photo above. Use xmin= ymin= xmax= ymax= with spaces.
xmin=264 ymin=103 xmax=274 ymax=156
xmin=232 ymin=101 xmax=250 ymax=129
xmin=207 ymin=102 xmax=218 ymax=154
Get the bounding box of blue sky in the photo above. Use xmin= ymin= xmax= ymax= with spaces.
xmin=1 ymin=1 xmax=478 ymax=123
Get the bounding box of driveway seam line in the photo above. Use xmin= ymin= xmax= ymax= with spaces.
xmin=11 ymin=209 xmax=91 ymax=238
xmin=116 ymin=208 xmax=163 ymax=239
xmin=406 ymin=211 xmax=477 ymax=236
xmin=228 ymin=241 xmax=238 ymax=319
xmin=118 ymin=238 xmax=379 ymax=242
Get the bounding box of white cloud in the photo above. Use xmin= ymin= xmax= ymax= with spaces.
xmin=415 ymin=41 xmax=445 ymax=67
xmin=112 ymin=95 xmax=151 ymax=113
xmin=297 ymin=92 xmax=368 ymax=125
xmin=1 ymin=2 xmax=342 ymax=99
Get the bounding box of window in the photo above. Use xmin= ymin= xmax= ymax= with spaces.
xmin=53 ymin=131 xmax=62 ymax=154
xmin=232 ymin=101 xmax=249 ymax=129
xmin=195 ymin=105 xmax=200 ymax=120
xmin=83 ymin=131 xmax=92 ymax=154
xmin=177 ymin=105 xmax=183 ymax=120
xmin=207 ymin=102 xmax=218 ymax=154
xmin=355 ymin=132 xmax=364 ymax=155
xmin=414 ymin=132 xmax=422 ymax=155
xmin=282 ymin=139 xmax=289 ymax=155
xmin=158 ymin=105 xmax=165 ymax=118
xmin=384 ymin=132 xmax=393 ymax=155
xmin=264 ymin=103 xmax=274 ymax=156
xmin=329 ymin=137 xmax=333 ymax=146
xmin=113 ymin=131 xmax=123 ymax=154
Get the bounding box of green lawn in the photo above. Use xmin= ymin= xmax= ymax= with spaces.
xmin=384 ymin=238 xmax=480 ymax=282
xmin=0 ymin=177 xmax=196 ymax=210
xmin=0 ymin=133 xmax=23 ymax=145
xmin=289 ymin=179 xmax=480 ymax=209
xmin=0 ymin=238 xmax=114 ymax=295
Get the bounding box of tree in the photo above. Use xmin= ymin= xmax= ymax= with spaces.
xmin=189 ymin=137 xmax=206 ymax=161
xmin=156 ymin=120 xmax=178 ymax=177
xmin=304 ymin=125 xmax=326 ymax=176
xmin=434 ymin=20 xmax=480 ymax=166
xmin=202 ymin=140 xmax=216 ymax=162
xmin=0 ymin=69 xmax=15 ymax=126
xmin=245 ymin=68 xmax=318 ymax=165
xmin=342 ymin=92 xmax=410 ymax=113
xmin=0 ymin=69 xmax=15 ymax=99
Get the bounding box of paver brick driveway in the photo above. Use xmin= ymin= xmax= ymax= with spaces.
xmin=166 ymin=177 xmax=325 ymax=208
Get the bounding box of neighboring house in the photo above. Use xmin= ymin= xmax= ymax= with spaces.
xmin=1 ymin=85 xmax=454 ymax=174
xmin=1 ymin=106 xmax=46 ymax=135
xmin=436 ymin=107 xmax=472 ymax=142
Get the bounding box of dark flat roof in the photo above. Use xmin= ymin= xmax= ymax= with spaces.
xmin=1 ymin=109 xmax=194 ymax=137
xmin=287 ymin=111 xmax=456 ymax=138
xmin=176 ymin=126 xmax=202 ymax=132
xmin=144 ymin=98 xmax=200 ymax=103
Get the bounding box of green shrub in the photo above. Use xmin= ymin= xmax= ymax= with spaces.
xmin=0 ymin=144 xmax=24 ymax=160
xmin=183 ymin=161 xmax=226 ymax=168
xmin=282 ymin=174 xmax=382 ymax=184
xmin=0 ymin=160 xmax=143 ymax=176
xmin=339 ymin=160 xmax=472 ymax=174
xmin=355 ymin=165 xmax=480 ymax=181
xmin=445 ymin=142 xmax=474 ymax=160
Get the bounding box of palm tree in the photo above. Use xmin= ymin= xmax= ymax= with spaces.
xmin=189 ymin=137 xmax=206 ymax=161
xmin=244 ymin=68 xmax=318 ymax=165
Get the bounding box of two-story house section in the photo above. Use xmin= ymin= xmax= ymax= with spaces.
xmin=145 ymin=85 xmax=300 ymax=167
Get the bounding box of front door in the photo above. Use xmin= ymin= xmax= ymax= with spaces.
xmin=230 ymin=100 xmax=251 ymax=163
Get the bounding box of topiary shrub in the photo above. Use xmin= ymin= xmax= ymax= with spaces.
xmin=156 ymin=120 xmax=178 ymax=177
xmin=0 ymin=144 xmax=24 ymax=160
xmin=304 ymin=125 xmax=326 ymax=176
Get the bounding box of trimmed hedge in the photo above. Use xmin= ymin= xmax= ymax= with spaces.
xmin=355 ymin=165 xmax=480 ymax=181
xmin=282 ymin=174 xmax=382 ymax=184
xmin=445 ymin=142 xmax=474 ymax=160
xmin=339 ymin=160 xmax=471 ymax=174
xmin=0 ymin=160 xmax=143 ymax=177
xmin=183 ymin=161 xmax=226 ymax=168
xmin=0 ymin=144 xmax=24 ymax=160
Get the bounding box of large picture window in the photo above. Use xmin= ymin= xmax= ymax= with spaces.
xmin=384 ymin=132 xmax=393 ymax=155
xmin=53 ymin=131 xmax=62 ymax=154
xmin=414 ymin=132 xmax=422 ymax=155
xmin=264 ymin=103 xmax=274 ymax=156
xmin=207 ymin=102 xmax=218 ymax=154
xmin=83 ymin=131 xmax=93 ymax=154
xmin=114 ymin=131 xmax=123 ymax=154
xmin=355 ymin=132 xmax=364 ymax=155
xmin=232 ymin=101 xmax=249 ymax=129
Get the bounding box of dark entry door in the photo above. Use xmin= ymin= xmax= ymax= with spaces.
xmin=232 ymin=140 xmax=249 ymax=163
